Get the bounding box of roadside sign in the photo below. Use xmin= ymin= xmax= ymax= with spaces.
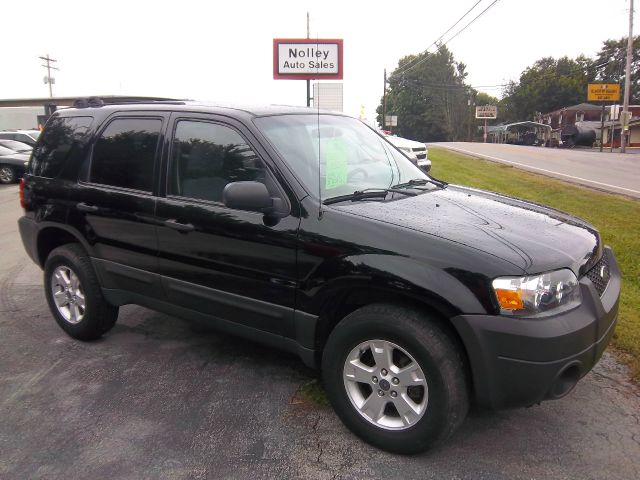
xmin=385 ymin=115 xmax=398 ymax=127
xmin=610 ymin=104 xmax=620 ymax=120
xmin=476 ymin=105 xmax=497 ymax=119
xmin=588 ymin=84 xmax=620 ymax=102
xmin=273 ymin=39 xmax=343 ymax=80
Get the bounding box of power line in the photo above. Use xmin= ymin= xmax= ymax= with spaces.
xmin=397 ymin=0 xmax=501 ymax=77
xmin=443 ymin=0 xmax=501 ymax=46
xmin=394 ymin=0 xmax=485 ymax=76
xmin=394 ymin=59 xmax=614 ymax=94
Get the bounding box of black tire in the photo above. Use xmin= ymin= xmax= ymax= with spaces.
xmin=322 ymin=303 xmax=469 ymax=454
xmin=0 ymin=165 xmax=16 ymax=184
xmin=44 ymin=244 xmax=118 ymax=340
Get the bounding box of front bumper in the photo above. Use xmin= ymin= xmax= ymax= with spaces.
xmin=452 ymin=246 xmax=620 ymax=410
xmin=417 ymin=158 xmax=431 ymax=172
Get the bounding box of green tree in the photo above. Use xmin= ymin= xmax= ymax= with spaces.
xmin=595 ymin=36 xmax=640 ymax=104
xmin=475 ymin=92 xmax=499 ymax=106
xmin=376 ymin=45 xmax=472 ymax=141
xmin=498 ymin=56 xmax=596 ymax=122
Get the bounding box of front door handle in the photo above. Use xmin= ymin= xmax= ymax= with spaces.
xmin=164 ymin=219 xmax=195 ymax=232
xmin=76 ymin=202 xmax=99 ymax=213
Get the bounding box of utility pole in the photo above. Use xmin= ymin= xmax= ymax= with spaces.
xmin=306 ymin=12 xmax=311 ymax=107
xmin=620 ymin=0 xmax=634 ymax=153
xmin=39 ymin=54 xmax=58 ymax=98
xmin=382 ymin=69 xmax=387 ymax=130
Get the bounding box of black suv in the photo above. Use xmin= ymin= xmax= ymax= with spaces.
xmin=18 ymin=101 xmax=620 ymax=454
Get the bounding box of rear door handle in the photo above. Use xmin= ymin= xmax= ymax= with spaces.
xmin=164 ymin=219 xmax=195 ymax=232
xmin=76 ymin=202 xmax=99 ymax=213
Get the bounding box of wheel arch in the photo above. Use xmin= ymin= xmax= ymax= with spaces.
xmin=36 ymin=224 xmax=92 ymax=267
xmin=312 ymin=286 xmax=472 ymax=390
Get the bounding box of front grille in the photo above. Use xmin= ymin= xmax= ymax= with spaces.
xmin=586 ymin=255 xmax=611 ymax=296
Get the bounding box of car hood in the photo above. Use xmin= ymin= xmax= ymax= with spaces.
xmin=336 ymin=185 xmax=600 ymax=276
xmin=385 ymin=136 xmax=426 ymax=150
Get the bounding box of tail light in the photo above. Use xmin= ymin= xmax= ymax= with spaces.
xmin=19 ymin=178 xmax=26 ymax=209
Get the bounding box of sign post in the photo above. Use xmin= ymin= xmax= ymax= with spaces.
xmin=384 ymin=115 xmax=398 ymax=128
xmin=609 ymin=104 xmax=620 ymax=152
xmin=273 ymin=38 xmax=343 ymax=107
xmin=273 ymin=39 xmax=343 ymax=80
xmin=587 ymin=83 xmax=621 ymax=102
xmin=587 ymin=84 xmax=620 ymax=152
xmin=475 ymin=105 xmax=498 ymax=143
xmin=599 ymin=102 xmax=606 ymax=152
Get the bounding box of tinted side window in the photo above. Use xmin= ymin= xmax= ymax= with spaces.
xmin=170 ymin=121 xmax=265 ymax=202
xmin=30 ymin=116 xmax=93 ymax=178
xmin=91 ymin=118 xmax=161 ymax=191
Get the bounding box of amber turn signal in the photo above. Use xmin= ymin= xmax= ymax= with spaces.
xmin=495 ymin=289 xmax=524 ymax=310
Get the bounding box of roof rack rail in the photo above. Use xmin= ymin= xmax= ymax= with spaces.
xmin=72 ymin=97 xmax=186 ymax=108
xmin=104 ymin=100 xmax=188 ymax=105
xmin=73 ymin=97 xmax=104 ymax=108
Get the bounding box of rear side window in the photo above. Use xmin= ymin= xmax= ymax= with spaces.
xmin=169 ymin=120 xmax=266 ymax=203
xmin=90 ymin=117 xmax=161 ymax=192
xmin=30 ymin=116 xmax=93 ymax=177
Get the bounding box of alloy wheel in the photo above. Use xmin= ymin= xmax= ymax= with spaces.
xmin=50 ymin=266 xmax=86 ymax=324
xmin=0 ymin=167 xmax=14 ymax=184
xmin=343 ymin=339 xmax=428 ymax=430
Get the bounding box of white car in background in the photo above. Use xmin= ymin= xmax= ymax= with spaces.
xmin=0 ymin=130 xmax=41 ymax=147
xmin=384 ymin=134 xmax=431 ymax=172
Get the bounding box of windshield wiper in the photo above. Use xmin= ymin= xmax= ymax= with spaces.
xmin=323 ymin=188 xmax=417 ymax=205
xmin=392 ymin=177 xmax=448 ymax=189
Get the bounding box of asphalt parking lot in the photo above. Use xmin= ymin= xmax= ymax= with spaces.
xmin=1 ymin=183 xmax=639 ymax=480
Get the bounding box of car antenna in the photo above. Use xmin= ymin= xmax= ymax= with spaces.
xmin=315 ymin=34 xmax=323 ymax=220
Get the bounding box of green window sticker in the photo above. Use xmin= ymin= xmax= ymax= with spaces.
xmin=324 ymin=138 xmax=348 ymax=190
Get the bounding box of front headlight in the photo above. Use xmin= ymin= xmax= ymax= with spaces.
xmin=492 ymin=269 xmax=581 ymax=316
xmin=399 ymin=147 xmax=417 ymax=159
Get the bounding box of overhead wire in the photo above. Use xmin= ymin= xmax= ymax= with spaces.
xmin=393 ymin=0 xmax=485 ymax=76
xmin=391 ymin=59 xmax=614 ymax=95
xmin=396 ymin=0 xmax=501 ymax=77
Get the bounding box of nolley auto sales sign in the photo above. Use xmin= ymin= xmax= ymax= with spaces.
xmin=273 ymin=39 xmax=343 ymax=80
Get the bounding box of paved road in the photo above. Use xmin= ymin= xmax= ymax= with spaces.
xmin=1 ymin=183 xmax=639 ymax=480
xmin=432 ymin=142 xmax=640 ymax=199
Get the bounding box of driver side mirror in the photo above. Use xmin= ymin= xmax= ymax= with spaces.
xmin=223 ymin=181 xmax=277 ymax=213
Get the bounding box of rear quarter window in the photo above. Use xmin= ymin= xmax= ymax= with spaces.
xmin=30 ymin=116 xmax=94 ymax=178
xmin=89 ymin=117 xmax=162 ymax=192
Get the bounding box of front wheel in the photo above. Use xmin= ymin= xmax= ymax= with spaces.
xmin=322 ymin=304 xmax=469 ymax=454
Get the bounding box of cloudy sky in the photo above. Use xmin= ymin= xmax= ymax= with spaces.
xmin=1 ymin=0 xmax=636 ymax=121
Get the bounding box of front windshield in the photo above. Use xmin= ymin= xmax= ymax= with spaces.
xmin=254 ymin=114 xmax=428 ymax=200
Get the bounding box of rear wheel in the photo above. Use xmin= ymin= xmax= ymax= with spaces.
xmin=322 ymin=304 xmax=469 ymax=454
xmin=44 ymin=244 xmax=118 ymax=340
xmin=0 ymin=166 xmax=16 ymax=184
